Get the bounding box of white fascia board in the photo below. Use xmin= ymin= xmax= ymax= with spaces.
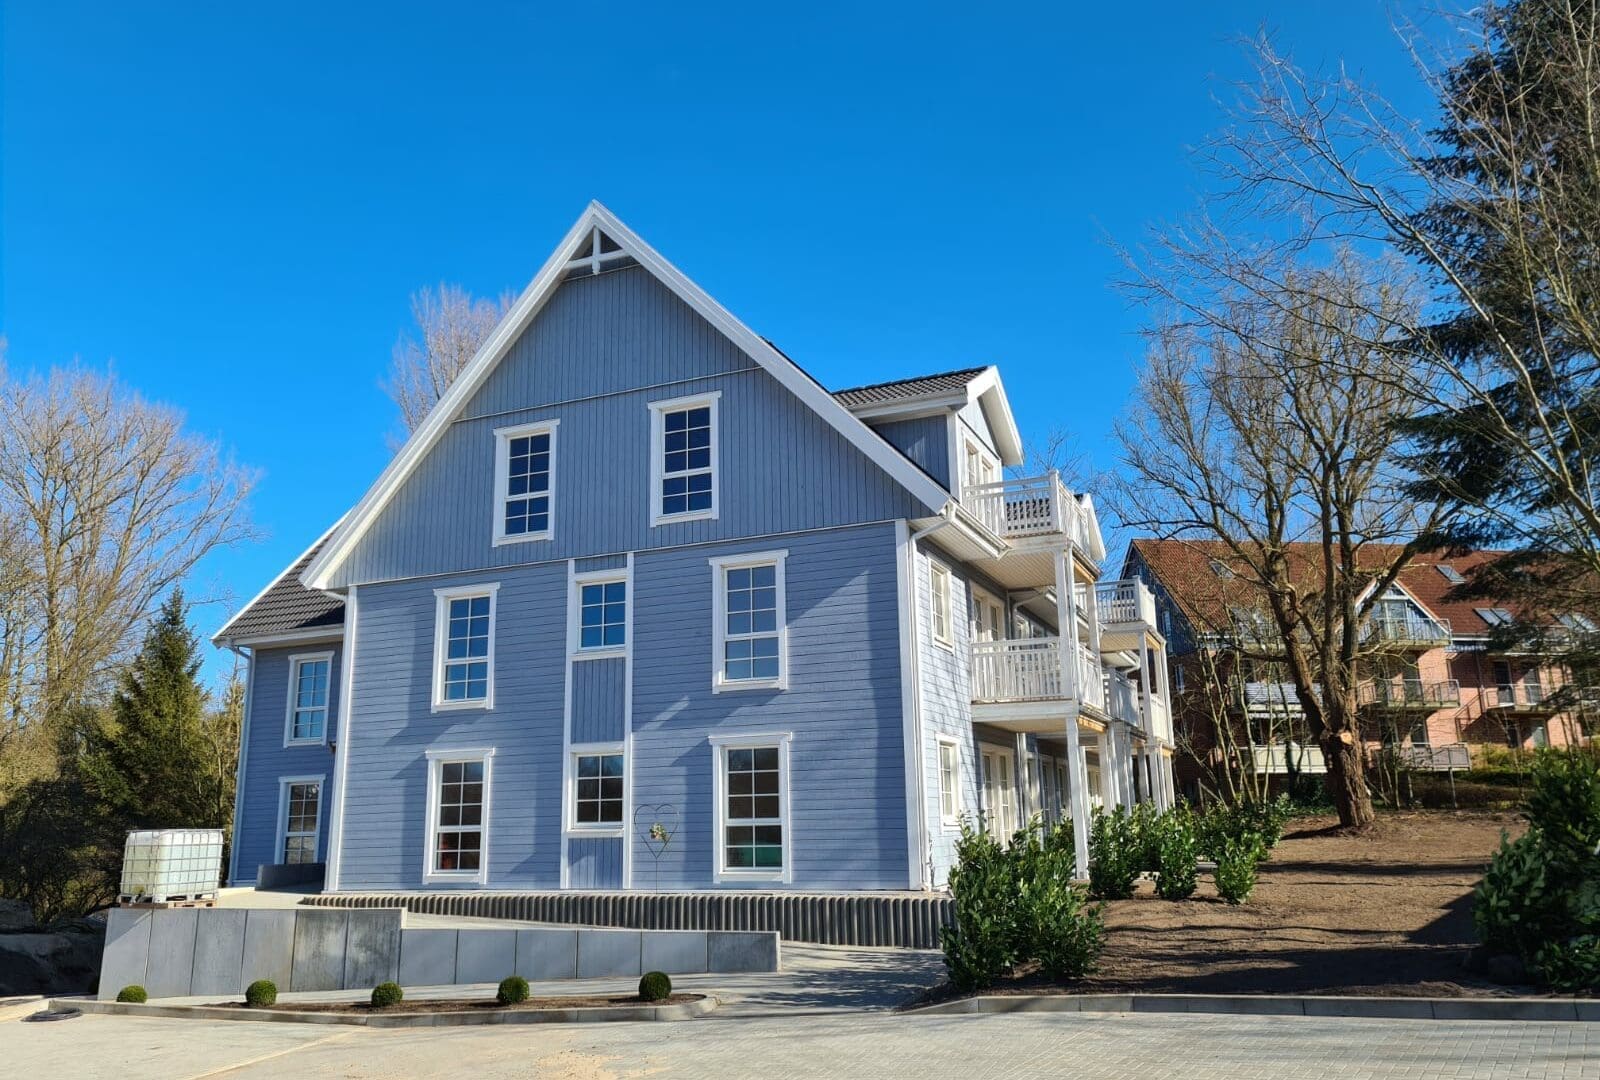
xmin=842 ymin=395 xmax=968 ymax=422
xmin=213 ymin=515 xmax=347 ymax=646
xmin=301 ymin=202 xmax=950 ymax=591
xmin=965 ymin=367 xmax=1024 ymax=467
xmin=1353 ymin=574 xmax=1447 ymax=625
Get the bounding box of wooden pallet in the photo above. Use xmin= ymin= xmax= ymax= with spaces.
xmin=117 ymin=896 xmax=217 ymax=909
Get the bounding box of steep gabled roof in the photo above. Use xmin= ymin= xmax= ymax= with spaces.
xmin=833 ymin=364 xmax=1023 ymax=467
xmin=213 ymin=521 xmax=345 ymax=646
xmin=832 ymin=367 xmax=990 ymax=408
xmin=301 ymin=202 xmax=952 ymax=591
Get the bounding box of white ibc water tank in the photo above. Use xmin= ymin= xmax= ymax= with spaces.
xmin=119 ymin=829 xmax=224 ymax=903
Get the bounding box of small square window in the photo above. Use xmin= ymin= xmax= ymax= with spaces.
xmin=579 ymin=580 xmax=627 ymax=651
xmin=573 ymin=753 xmax=625 ymax=826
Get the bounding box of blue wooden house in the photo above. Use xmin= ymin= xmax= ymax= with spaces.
xmin=214 ymin=203 xmax=1176 ymax=897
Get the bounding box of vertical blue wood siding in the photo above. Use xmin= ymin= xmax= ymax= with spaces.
xmin=869 ymin=416 xmax=951 ymax=489
xmin=327 ymin=266 xmax=934 ymax=589
xmin=566 ymin=837 xmax=624 ymax=889
xmin=234 ymin=644 xmax=341 ymax=882
xmin=571 ymin=657 xmax=626 ymax=744
xmin=914 ymin=544 xmax=981 ymax=886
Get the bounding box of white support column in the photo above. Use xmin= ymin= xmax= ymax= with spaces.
xmin=1097 ymin=727 xmax=1117 ymax=809
xmin=1014 ymin=732 xmax=1032 ymax=829
xmin=1055 ymin=547 xmax=1091 ymax=876
xmin=1137 ymin=634 xmax=1155 ymax=739
xmin=1119 ymin=728 xmax=1136 ymax=812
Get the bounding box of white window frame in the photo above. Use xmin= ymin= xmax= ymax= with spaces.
xmin=423 ymin=747 xmax=495 ymax=885
xmin=275 ymin=773 xmax=326 ymax=865
xmin=491 ymin=419 xmax=559 ymax=546
xmin=937 ymin=737 xmax=961 ymax=828
xmin=709 ymin=730 xmax=793 ymax=884
xmin=971 ymin=586 xmax=1005 ymax=644
xmin=648 ymin=391 xmax=720 ymax=526
xmin=431 ymin=583 xmax=500 ymax=712
xmin=282 ymin=650 xmax=334 ymax=747
xmin=569 ymin=569 xmax=628 ymax=660
xmin=710 ymin=549 xmax=789 ymax=692
xmin=962 ymin=436 xmax=999 ymax=500
xmin=930 ymin=562 xmax=954 ymax=650
xmin=565 ymin=741 xmax=626 ymax=838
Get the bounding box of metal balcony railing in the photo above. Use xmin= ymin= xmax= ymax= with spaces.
xmin=1234 ymin=680 xmax=1309 ymax=715
xmin=1358 ymin=678 xmax=1462 ymax=709
xmin=961 ymin=473 xmax=1095 ymax=548
xmin=1362 ymin=614 xmax=1452 ymax=648
xmin=1489 ymin=681 xmax=1554 ymax=709
xmin=1250 ymin=741 xmax=1327 ymax=775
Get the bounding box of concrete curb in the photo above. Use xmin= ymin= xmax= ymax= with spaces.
xmin=0 ymin=996 xmax=48 ymax=1022
xmin=52 ymin=994 xmax=718 ymax=1027
xmin=910 ymin=993 xmax=1600 ymax=1022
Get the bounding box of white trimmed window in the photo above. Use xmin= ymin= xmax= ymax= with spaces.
xmin=492 ymin=420 xmax=558 ymax=544
xmin=424 ymin=748 xmax=494 ymax=884
xmin=937 ymin=738 xmax=961 ymax=827
xmin=710 ymin=550 xmax=788 ymax=691
xmin=577 ymin=577 xmax=626 ymax=653
xmin=432 ymin=584 xmax=498 ymax=710
xmin=284 ymin=652 xmax=332 ymax=745
xmin=571 ymin=749 xmax=625 ymax=830
xmin=649 ymin=392 xmax=719 ymax=525
xmin=930 ymin=562 xmax=953 ymax=648
xmin=277 ymin=775 xmax=324 ymax=864
xmin=710 ymin=732 xmax=792 ymax=883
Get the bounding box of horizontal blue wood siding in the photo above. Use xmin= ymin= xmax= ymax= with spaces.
xmin=571 ymin=657 xmax=626 ymax=745
xmin=327 ymin=266 xmax=932 ymax=588
xmin=870 ymin=415 xmax=950 ymax=489
xmin=331 ymin=521 xmax=907 ymax=891
xmin=567 ymin=837 xmax=623 ymax=889
xmin=234 ymin=644 xmax=341 ymax=882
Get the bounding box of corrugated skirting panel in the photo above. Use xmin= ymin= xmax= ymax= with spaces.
xmin=304 ymin=891 xmax=953 ymax=949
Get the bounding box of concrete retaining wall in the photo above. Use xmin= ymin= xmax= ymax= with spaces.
xmin=98 ymin=906 xmax=778 ymax=1000
xmin=306 ymin=891 xmax=953 ymax=949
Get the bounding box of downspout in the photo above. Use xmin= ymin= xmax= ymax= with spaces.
xmin=904 ymin=505 xmax=958 ymax=889
xmin=225 ymin=643 xmax=255 ymax=887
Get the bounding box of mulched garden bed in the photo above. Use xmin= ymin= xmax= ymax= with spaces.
xmin=210 ymin=993 xmax=703 ymax=1014
xmin=916 ymin=811 xmax=1540 ymax=1006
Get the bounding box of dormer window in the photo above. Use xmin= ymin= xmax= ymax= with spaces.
xmin=1436 ymin=564 xmax=1466 ymax=585
xmin=492 ymin=420 xmax=558 ymax=545
xmin=1209 ymin=559 xmax=1235 ymax=580
xmin=1476 ymin=607 xmax=1514 ymax=627
xmin=649 ymin=392 xmax=719 ymax=525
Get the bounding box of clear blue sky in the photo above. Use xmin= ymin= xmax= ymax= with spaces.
xmin=0 ymin=2 xmax=1434 ymax=684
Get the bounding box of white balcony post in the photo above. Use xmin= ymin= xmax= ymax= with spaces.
xmin=1054 ymin=546 xmax=1091 ymax=875
xmin=1014 ymin=732 xmax=1032 ymax=827
xmin=1048 ymin=469 xmax=1065 ymax=534
xmin=1137 ymin=634 xmax=1154 ymax=737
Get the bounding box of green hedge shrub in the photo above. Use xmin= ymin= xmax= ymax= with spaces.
xmin=1213 ymin=833 xmax=1265 ymax=904
xmin=370 ymin=981 xmax=404 ymax=1007
xmin=941 ymin=824 xmax=1018 ymax=990
xmin=245 ymin=979 xmax=277 ymax=1007
xmin=1087 ymin=807 xmax=1141 ymax=900
xmin=115 ymin=985 xmax=147 ymax=1003
xmin=638 ymin=971 xmax=672 ymax=1001
xmin=1153 ymin=806 xmax=1200 ymax=901
xmin=496 ymin=975 xmax=530 ymax=1006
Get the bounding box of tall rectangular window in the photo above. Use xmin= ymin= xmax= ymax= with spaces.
xmin=279 ymin=778 xmax=323 ymax=864
xmin=711 ymin=552 xmax=787 ymax=690
xmin=493 ymin=421 xmax=557 ymax=544
xmin=579 ymin=580 xmax=626 ymax=651
xmin=931 ymin=563 xmax=953 ymax=647
xmin=433 ymin=585 xmax=498 ymax=710
xmin=285 ymin=654 xmax=331 ymax=744
xmin=425 ymin=749 xmax=493 ymax=883
xmin=650 ymin=392 xmax=719 ymax=525
xmin=711 ymin=732 xmax=792 ymax=882
xmin=573 ymin=752 xmax=624 ymax=826
xmin=938 ymin=739 xmax=960 ymax=826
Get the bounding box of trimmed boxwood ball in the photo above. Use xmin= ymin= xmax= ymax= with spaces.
xmin=638 ymin=971 xmax=672 ymax=1002
xmin=115 ymin=985 xmax=148 ymax=1004
xmin=496 ymin=975 xmax=530 ymax=1006
xmin=245 ymin=979 xmax=278 ymax=1007
xmin=370 ymin=981 xmax=404 ymax=1007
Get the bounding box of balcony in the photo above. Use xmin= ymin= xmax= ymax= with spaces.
xmin=1095 ymin=578 xmax=1159 ymax=655
xmin=1232 ymin=680 xmax=1311 ymax=716
xmin=1104 ymin=668 xmax=1141 ymax=727
xmin=1486 ymin=681 xmax=1560 ymax=712
xmin=1358 ymin=678 xmax=1462 ymax=711
xmin=1362 ymin=614 xmax=1452 ymax=649
xmin=961 ymin=473 xmax=1097 ymax=550
xmin=1249 ymin=741 xmax=1327 ymax=775
xmin=970 ymin=636 xmax=1107 ymax=733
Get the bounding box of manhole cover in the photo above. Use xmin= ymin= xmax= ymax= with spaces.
xmin=26 ymin=1007 xmax=82 ymax=1022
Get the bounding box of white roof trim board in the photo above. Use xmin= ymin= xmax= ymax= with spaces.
xmin=964 ymin=367 xmax=1024 ymax=468
xmin=301 ymin=202 xmax=953 ymax=592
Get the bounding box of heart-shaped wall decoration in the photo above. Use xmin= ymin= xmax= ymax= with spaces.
xmin=633 ymin=803 xmax=679 ymax=859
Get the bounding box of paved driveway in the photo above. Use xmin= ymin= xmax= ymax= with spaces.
xmin=13 ymin=1008 xmax=1599 ymax=1079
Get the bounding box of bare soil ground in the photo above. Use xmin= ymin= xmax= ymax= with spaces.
xmin=211 ymin=993 xmax=703 ymax=1014
xmin=968 ymin=811 xmax=1526 ymax=999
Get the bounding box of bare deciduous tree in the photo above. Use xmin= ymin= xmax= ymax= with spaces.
xmin=0 ymin=357 xmax=256 ymax=788
xmin=1114 ymin=251 xmax=1447 ymax=828
xmin=383 ymin=283 xmax=510 ymax=443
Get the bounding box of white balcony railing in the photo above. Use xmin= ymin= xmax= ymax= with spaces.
xmin=1250 ymin=741 xmax=1328 ymax=775
xmin=1104 ymin=668 xmax=1141 ymax=726
xmin=1362 ymin=614 xmax=1452 ymax=648
xmin=1490 ymin=681 xmax=1552 ymax=709
xmin=961 ymin=473 xmax=1094 ymax=549
xmin=969 ymin=637 xmax=1106 ymax=714
xmin=1095 ymin=579 xmax=1157 ymax=628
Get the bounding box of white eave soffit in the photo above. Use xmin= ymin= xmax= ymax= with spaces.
xmin=299 ymin=202 xmax=951 ymax=591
